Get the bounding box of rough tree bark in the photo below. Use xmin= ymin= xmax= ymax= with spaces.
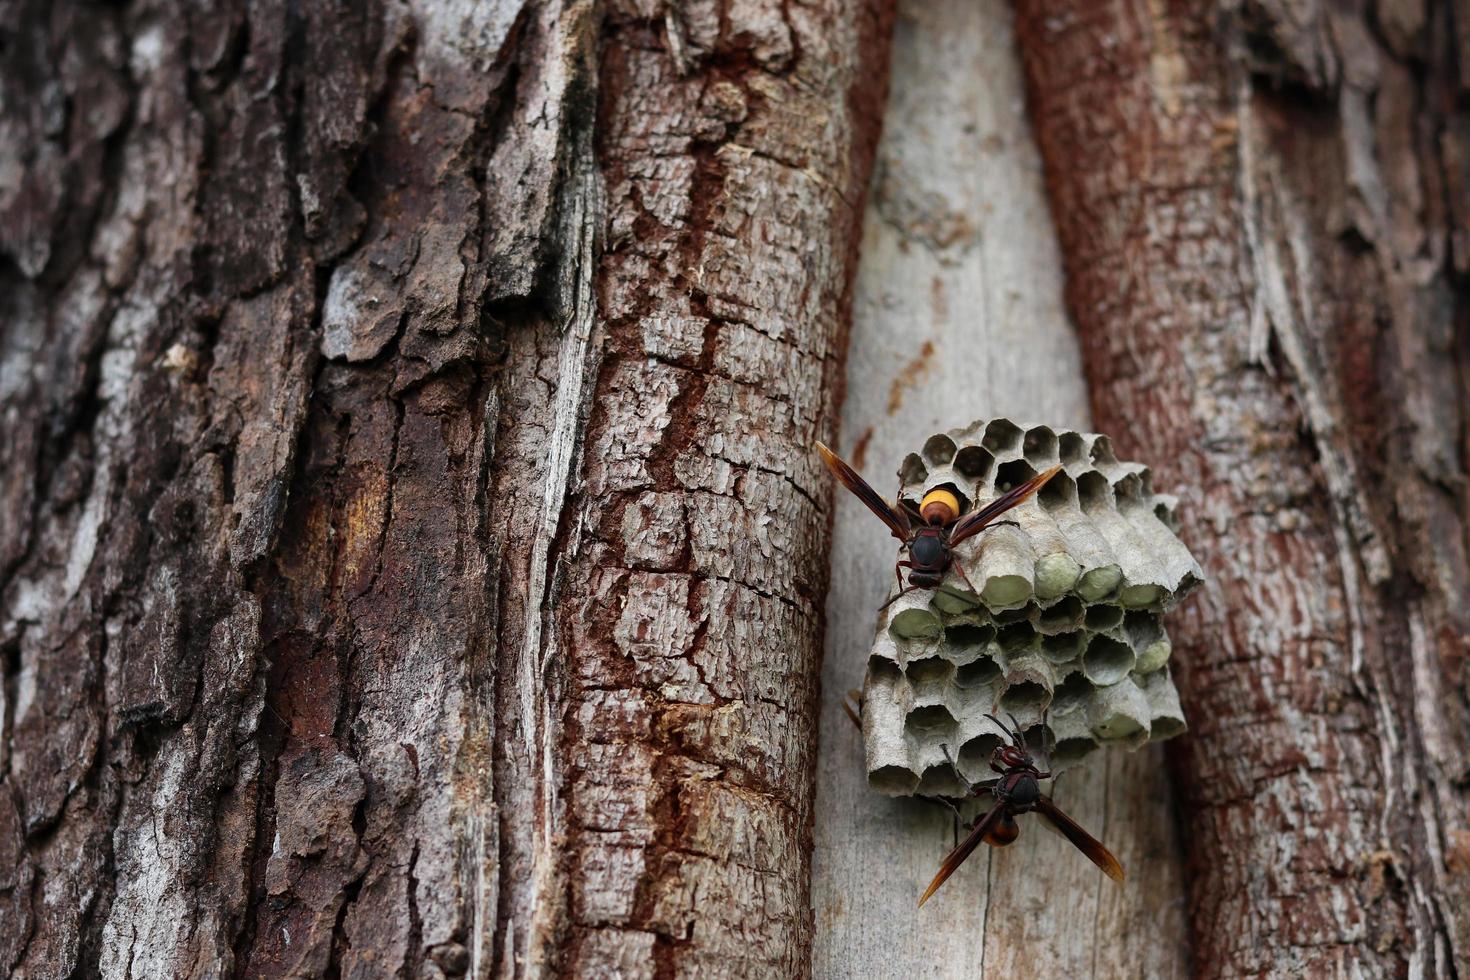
xmin=8 ymin=0 xmax=1465 ymax=977
xmin=812 ymin=2 xmax=1192 ymax=977
xmin=0 ymin=2 xmax=892 ymax=978
xmin=1015 ymin=0 xmax=1470 ymax=976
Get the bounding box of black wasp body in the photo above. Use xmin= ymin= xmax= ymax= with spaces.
xmin=904 ymin=524 xmax=949 ymax=588
xmin=918 ymin=715 xmax=1124 ymax=906
xmin=816 ymin=442 xmax=1060 ymax=604
xmin=992 ymin=759 xmax=1043 ymax=810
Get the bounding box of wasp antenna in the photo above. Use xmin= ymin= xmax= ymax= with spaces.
xmin=878 ymin=586 xmax=916 ymax=612
xmin=1038 ymin=707 xmax=1053 ymax=769
xmin=983 ymin=712 xmax=1017 ymax=745
xmin=1006 ymin=712 xmax=1026 ymax=748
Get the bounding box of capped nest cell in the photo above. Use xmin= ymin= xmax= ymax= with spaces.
xmin=862 ymin=419 xmax=1202 ymax=797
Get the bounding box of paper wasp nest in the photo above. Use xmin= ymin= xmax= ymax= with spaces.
xmin=862 ymin=419 xmax=1202 ymax=797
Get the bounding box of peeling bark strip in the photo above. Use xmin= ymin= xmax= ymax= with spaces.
xmin=1014 ymin=1 xmax=1470 ymax=976
xmin=0 ymin=0 xmax=893 ymax=977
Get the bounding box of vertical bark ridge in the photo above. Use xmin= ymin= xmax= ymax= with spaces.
xmin=1014 ymin=1 xmax=1470 ymax=975
xmin=545 ymin=2 xmax=895 ymax=975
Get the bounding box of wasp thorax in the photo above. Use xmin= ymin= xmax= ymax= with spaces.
xmin=919 ymin=487 xmax=961 ymax=525
xmin=911 ymin=534 xmax=945 ymax=566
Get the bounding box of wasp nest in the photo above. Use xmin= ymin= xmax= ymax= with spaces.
xmin=862 ymin=419 xmax=1202 ymax=797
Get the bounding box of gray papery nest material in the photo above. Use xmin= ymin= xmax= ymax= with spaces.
xmin=862 ymin=419 xmax=1202 ymax=797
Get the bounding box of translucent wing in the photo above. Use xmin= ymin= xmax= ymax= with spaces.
xmin=917 ymin=802 xmax=1007 ymax=907
xmin=816 ymin=442 xmax=911 ymax=541
xmin=948 ymin=465 xmax=1062 ymax=546
xmin=1035 ymin=795 xmax=1125 ymax=882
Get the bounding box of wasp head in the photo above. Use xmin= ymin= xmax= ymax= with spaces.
xmin=993 ymin=744 xmax=1032 ymax=771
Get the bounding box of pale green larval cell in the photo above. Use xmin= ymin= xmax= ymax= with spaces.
xmin=1076 ymin=564 xmax=1123 ymax=601
xmin=1033 ymin=552 xmax=1082 ymax=599
xmin=930 ymin=587 xmax=978 ymax=615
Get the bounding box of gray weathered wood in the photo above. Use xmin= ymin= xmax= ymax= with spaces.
xmin=810 ymin=2 xmax=1192 ymax=976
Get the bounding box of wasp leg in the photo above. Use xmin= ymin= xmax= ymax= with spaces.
xmin=895 ymin=471 xmax=922 ymax=522
xmin=950 ymin=559 xmax=978 ymax=596
xmin=926 ymin=745 xmax=983 ymax=848
xmin=939 ymin=744 xmax=975 ymax=795
xmin=841 ymin=690 xmax=864 ymax=732
xmin=880 ymin=561 xmax=918 ymax=611
xmin=941 ymin=744 xmax=973 ymax=848
xmin=918 ymin=749 xmax=998 ymax=846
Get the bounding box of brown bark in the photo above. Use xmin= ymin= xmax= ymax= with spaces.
xmin=1015 ymin=1 xmax=1470 ymax=975
xmin=538 ymin=1 xmax=893 ymax=975
xmin=0 ymin=2 xmax=892 ymax=979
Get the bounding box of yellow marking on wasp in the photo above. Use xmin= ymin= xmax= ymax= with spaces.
xmin=920 ymin=488 xmax=960 ymax=524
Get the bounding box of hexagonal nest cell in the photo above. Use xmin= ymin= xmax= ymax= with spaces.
xmin=860 ymin=419 xmax=1202 ymax=797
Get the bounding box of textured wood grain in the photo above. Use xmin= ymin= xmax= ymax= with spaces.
xmin=0 ymin=1 xmax=894 ymax=977
xmin=1015 ymin=0 xmax=1470 ymax=975
xmin=810 ymin=2 xmax=1191 ymax=977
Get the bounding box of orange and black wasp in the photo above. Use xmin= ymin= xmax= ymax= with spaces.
xmin=917 ymin=714 xmax=1124 ymax=906
xmin=816 ymin=442 xmax=1060 ymax=606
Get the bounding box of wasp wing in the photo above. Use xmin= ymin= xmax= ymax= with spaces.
xmin=917 ymin=801 xmax=1007 ymax=907
xmin=1035 ymin=795 xmax=1125 ymax=882
xmin=948 ymin=465 xmax=1062 ymax=546
xmin=816 ymin=442 xmax=911 ymax=540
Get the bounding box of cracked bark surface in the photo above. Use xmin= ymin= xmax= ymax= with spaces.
xmin=0 ymin=1 xmax=892 ymax=977
xmin=1015 ymin=1 xmax=1470 ymax=976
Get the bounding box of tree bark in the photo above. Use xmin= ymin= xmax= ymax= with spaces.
xmin=1015 ymin=0 xmax=1470 ymax=975
xmin=0 ymin=2 xmax=892 ymax=979
xmin=811 ymin=2 xmax=1192 ymax=977
xmin=544 ymin=3 xmax=892 ymax=976
xmin=9 ymin=0 xmax=1466 ymax=977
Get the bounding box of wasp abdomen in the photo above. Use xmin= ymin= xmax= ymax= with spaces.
xmin=984 ymin=812 xmax=1021 ymax=847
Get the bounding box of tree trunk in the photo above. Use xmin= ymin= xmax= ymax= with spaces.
xmin=6 ymin=0 xmax=1468 ymax=978
xmin=1014 ymin=0 xmax=1470 ymax=975
xmin=0 ymin=2 xmax=892 ymax=978
xmin=811 ymin=2 xmax=1192 ymax=977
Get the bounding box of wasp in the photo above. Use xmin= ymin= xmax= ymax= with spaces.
xmin=816 ymin=442 xmax=1060 ymax=605
xmin=917 ymin=714 xmax=1124 ymax=906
